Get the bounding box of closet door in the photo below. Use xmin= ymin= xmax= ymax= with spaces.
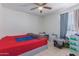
xmin=60 ymin=13 xmax=68 ymax=39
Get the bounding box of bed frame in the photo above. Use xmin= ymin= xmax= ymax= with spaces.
xmin=20 ymin=45 xmax=48 ymax=56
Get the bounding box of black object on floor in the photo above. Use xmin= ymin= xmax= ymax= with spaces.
xmin=69 ymin=53 xmax=75 ymax=56
xmin=53 ymin=40 xmax=64 ymax=49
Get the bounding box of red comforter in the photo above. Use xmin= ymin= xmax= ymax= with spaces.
xmin=0 ymin=36 xmax=48 ymax=56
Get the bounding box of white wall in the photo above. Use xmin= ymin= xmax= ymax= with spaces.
xmin=42 ymin=13 xmax=60 ymax=40
xmin=0 ymin=4 xmax=43 ymax=39
xmin=0 ymin=4 xmax=4 ymax=38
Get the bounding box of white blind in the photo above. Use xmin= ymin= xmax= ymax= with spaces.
xmin=66 ymin=11 xmax=76 ymax=37
xmin=74 ymin=9 xmax=79 ymax=32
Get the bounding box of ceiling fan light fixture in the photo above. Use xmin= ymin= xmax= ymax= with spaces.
xmin=38 ymin=7 xmax=43 ymax=10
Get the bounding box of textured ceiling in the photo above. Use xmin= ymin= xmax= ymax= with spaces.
xmin=2 ymin=3 xmax=78 ymax=16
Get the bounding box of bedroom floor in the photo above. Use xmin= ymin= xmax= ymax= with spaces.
xmin=35 ymin=41 xmax=69 ymax=56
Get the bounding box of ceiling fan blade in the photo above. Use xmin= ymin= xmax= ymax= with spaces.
xmin=30 ymin=7 xmax=38 ymax=10
xmin=34 ymin=3 xmax=41 ymax=6
xmin=34 ymin=3 xmax=47 ymax=6
xmin=41 ymin=3 xmax=47 ymax=6
xmin=43 ymin=6 xmax=52 ymax=9
xmin=40 ymin=10 xmax=42 ymax=13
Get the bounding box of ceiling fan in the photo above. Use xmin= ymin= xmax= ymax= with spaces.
xmin=30 ymin=3 xmax=52 ymax=13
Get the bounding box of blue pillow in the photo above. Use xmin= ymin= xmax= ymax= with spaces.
xmin=16 ymin=36 xmax=33 ymax=42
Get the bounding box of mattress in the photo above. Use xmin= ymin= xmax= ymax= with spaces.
xmin=0 ymin=37 xmax=48 ymax=56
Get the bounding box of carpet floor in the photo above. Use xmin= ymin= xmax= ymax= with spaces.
xmin=35 ymin=41 xmax=69 ymax=56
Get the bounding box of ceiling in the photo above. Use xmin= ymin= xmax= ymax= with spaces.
xmin=2 ymin=3 xmax=78 ymax=16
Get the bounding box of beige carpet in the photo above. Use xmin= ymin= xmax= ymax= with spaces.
xmin=35 ymin=41 xmax=69 ymax=56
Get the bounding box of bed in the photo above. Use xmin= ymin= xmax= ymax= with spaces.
xmin=0 ymin=35 xmax=48 ymax=56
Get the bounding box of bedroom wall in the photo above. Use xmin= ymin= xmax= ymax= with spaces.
xmin=0 ymin=4 xmax=43 ymax=39
xmin=0 ymin=4 xmax=4 ymax=38
xmin=42 ymin=13 xmax=60 ymax=40
xmin=1 ymin=4 xmax=79 ymax=39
